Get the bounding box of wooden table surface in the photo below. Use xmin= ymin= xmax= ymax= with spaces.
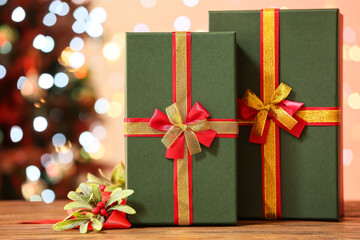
xmin=0 ymin=200 xmax=359 ymax=239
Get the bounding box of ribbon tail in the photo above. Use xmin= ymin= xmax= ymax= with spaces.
xmin=249 ymin=119 xmax=270 ymax=144
xmin=195 ymin=129 xmax=217 ymax=147
xmin=19 ymin=219 xmax=61 ymax=224
xmin=273 ymin=115 xmax=306 ymax=138
xmin=102 ymin=211 xmax=131 ymax=229
xmin=184 ymin=131 xmax=201 ymax=155
xmin=166 ymin=134 xmax=185 ymax=159
xmin=251 ymin=109 xmax=268 ymax=137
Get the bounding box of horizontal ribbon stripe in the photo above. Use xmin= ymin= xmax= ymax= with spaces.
xmin=296 ymin=108 xmax=340 ymax=125
xmin=124 ymin=120 xmax=239 ymax=136
xmin=237 ymin=108 xmax=340 ymax=126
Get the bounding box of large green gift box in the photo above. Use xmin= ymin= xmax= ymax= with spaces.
xmin=125 ymin=32 xmax=239 ymax=225
xmin=210 ymin=9 xmax=343 ymax=220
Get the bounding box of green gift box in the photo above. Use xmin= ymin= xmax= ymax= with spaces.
xmin=125 ymin=32 xmax=239 ymax=226
xmin=210 ymin=9 xmax=343 ymax=220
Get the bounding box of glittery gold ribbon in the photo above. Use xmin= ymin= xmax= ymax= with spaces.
xmin=242 ymin=83 xmax=298 ymax=136
xmin=162 ymin=103 xmax=210 ymax=155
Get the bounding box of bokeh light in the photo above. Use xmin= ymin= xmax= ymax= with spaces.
xmin=69 ymin=52 xmax=85 ymax=69
xmin=133 ymin=23 xmax=150 ymax=32
xmin=73 ymin=6 xmax=88 ymax=20
xmin=183 ymin=0 xmax=199 ymax=7
xmin=107 ymin=101 xmax=123 ymax=118
xmin=43 ymin=13 xmax=57 ymax=27
xmin=38 ymin=73 xmax=54 ymax=89
xmin=89 ymin=143 xmax=105 ymax=159
xmin=348 ymin=92 xmax=360 ymax=109
xmin=94 ymin=98 xmax=110 ymax=114
xmin=92 ymin=125 xmax=107 ymax=140
xmin=58 ymin=149 xmax=74 ymax=164
xmin=11 ymin=7 xmax=26 ymax=22
xmin=0 ymin=0 xmax=7 ymax=6
xmin=89 ymin=7 xmax=107 ymax=24
xmin=10 ymin=126 xmax=23 ymax=143
xmin=41 ymin=189 xmax=55 ymax=203
xmin=70 ymin=37 xmax=84 ymax=51
xmin=72 ymin=20 xmax=87 ymax=34
xmin=141 ymin=0 xmax=157 ymax=8
xmin=26 ymin=165 xmax=41 ymax=182
xmin=0 ymin=64 xmax=6 ymax=79
xmin=103 ymin=42 xmax=121 ymax=61
xmin=174 ymin=16 xmax=191 ymax=31
xmin=33 ymin=116 xmax=48 ymax=132
xmin=52 ymin=133 xmax=66 ymax=147
xmin=86 ymin=21 xmax=103 ymax=38
xmin=54 ymin=72 xmax=69 ymax=88
xmin=42 ymin=36 xmax=55 ymax=53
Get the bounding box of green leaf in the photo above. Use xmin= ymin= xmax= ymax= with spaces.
xmin=91 ymin=218 xmax=103 ymax=232
xmin=98 ymin=168 xmax=109 ymax=181
xmin=109 ymin=205 xmax=136 ymax=214
xmin=79 ymin=221 xmax=89 ymax=234
xmin=67 ymin=191 xmax=88 ymax=203
xmin=104 ymin=185 xmax=120 ymax=192
xmin=64 ymin=201 xmax=93 ymax=210
xmin=107 ymin=189 xmax=134 ymax=207
xmin=73 ymin=211 xmax=88 ymax=219
xmin=62 ymin=213 xmax=74 ymax=221
xmin=53 ymin=219 xmax=88 ymax=231
xmin=91 ymin=184 xmax=102 ymax=204
xmin=105 ymin=187 xmax=122 ymax=207
xmin=87 ymin=173 xmax=111 ymax=186
xmin=79 ymin=183 xmax=92 ymax=199
xmin=118 ymin=189 xmax=134 ymax=199
xmin=111 ymin=164 xmax=123 ymax=184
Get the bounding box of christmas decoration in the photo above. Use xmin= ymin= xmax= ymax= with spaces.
xmin=52 ymin=183 xmax=135 ymax=233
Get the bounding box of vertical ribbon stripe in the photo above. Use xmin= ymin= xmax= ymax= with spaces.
xmin=261 ymin=8 xmax=281 ymax=219
xmin=173 ymin=32 xmax=192 ymax=225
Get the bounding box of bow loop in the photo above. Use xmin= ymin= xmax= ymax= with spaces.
xmin=270 ymin=83 xmax=292 ymax=104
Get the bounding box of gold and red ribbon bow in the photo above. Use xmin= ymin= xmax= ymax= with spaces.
xmin=149 ymin=102 xmax=216 ymax=159
xmin=239 ymin=83 xmax=306 ymax=144
xmin=125 ymin=32 xmax=239 ymax=225
xmin=237 ymin=8 xmax=341 ymax=219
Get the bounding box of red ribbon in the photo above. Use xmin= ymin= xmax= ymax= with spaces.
xmin=149 ymin=101 xmax=217 ymax=159
xmin=238 ymin=98 xmax=306 ymax=144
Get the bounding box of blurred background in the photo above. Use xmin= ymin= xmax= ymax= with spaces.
xmin=0 ymin=0 xmax=359 ymax=203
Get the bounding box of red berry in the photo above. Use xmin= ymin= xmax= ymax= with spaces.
xmin=97 ymin=202 xmax=105 ymax=209
xmin=93 ymin=207 xmax=100 ymax=215
xmin=106 ymin=213 xmax=109 ymax=218
xmin=100 ymin=209 xmax=107 ymax=216
xmin=99 ymin=185 xmax=106 ymax=191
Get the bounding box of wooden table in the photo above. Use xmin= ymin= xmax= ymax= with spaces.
xmin=0 ymin=200 xmax=359 ymax=239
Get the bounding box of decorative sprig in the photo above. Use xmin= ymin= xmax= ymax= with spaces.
xmin=52 ymin=183 xmax=135 ymax=234
xmin=78 ymin=164 xmax=125 ymax=192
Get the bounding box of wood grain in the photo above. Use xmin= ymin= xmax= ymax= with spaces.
xmin=0 ymin=200 xmax=359 ymax=239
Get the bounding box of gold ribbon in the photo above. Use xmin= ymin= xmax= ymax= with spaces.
xmin=242 ymin=83 xmax=298 ymax=136
xmin=161 ymin=103 xmax=210 ymax=155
